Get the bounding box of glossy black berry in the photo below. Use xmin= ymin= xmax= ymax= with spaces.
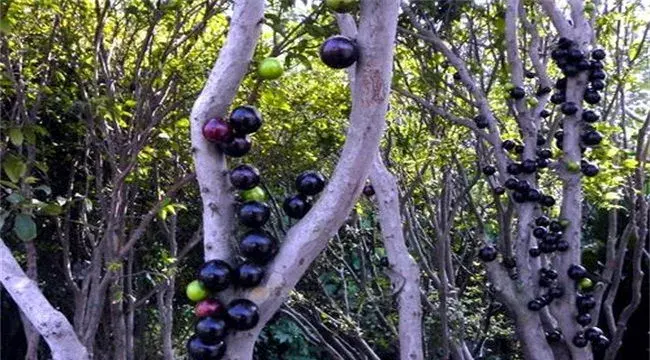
xmin=526 ymin=188 xmax=541 ymax=202
xmin=551 ymin=92 xmax=566 ymax=104
xmin=582 ymin=110 xmax=599 ymax=123
xmin=582 ymin=163 xmax=599 ymax=177
xmin=576 ymin=294 xmax=596 ymax=312
xmin=536 ymin=86 xmax=552 ymax=96
xmin=585 ymin=327 xmax=604 ymax=341
xmin=593 ymin=335 xmax=610 ymax=350
xmin=482 ymin=165 xmax=496 ymax=176
xmin=536 ymin=216 xmax=550 ymax=227
xmin=576 ymin=313 xmax=592 ymax=326
xmin=502 ymin=140 xmax=516 ymax=151
xmin=296 ymin=171 xmax=326 ymax=195
xmin=529 ymin=248 xmax=541 ymax=257
xmin=589 ymin=69 xmax=606 ymax=81
xmin=198 ymin=260 xmax=233 ymax=292
xmin=362 ymin=184 xmax=375 ymax=196
xmin=537 ymin=149 xmax=552 ymax=159
xmin=283 ymin=194 xmax=312 ymax=219
xmin=528 ymin=299 xmax=544 ymax=311
xmin=478 ymin=246 xmax=498 ymax=262
xmin=590 ymin=60 xmax=604 ymax=70
xmin=537 ymin=158 xmax=550 ymax=169
xmin=556 ymin=240 xmax=570 ymax=252
xmin=555 ymin=77 xmax=567 ymax=89
xmin=230 ymin=165 xmax=260 ymax=190
xmin=540 ymin=109 xmax=551 ymax=118
xmin=537 ymin=134 xmax=546 ymax=146
xmin=187 ymin=334 xmax=226 ymax=360
xmin=226 ymin=299 xmax=259 ymax=330
xmin=572 ymin=332 xmax=589 ymax=347
xmin=577 ymin=59 xmax=591 ymax=71
xmin=234 ymin=262 xmax=265 ymax=288
xmin=539 ymin=277 xmax=554 ymax=287
xmin=525 ymin=70 xmax=537 ymax=79
xmin=590 ymin=79 xmax=605 ymax=91
xmin=503 ymin=257 xmax=517 ymax=269
xmin=562 ymin=64 xmax=579 ymax=77
xmin=584 ymin=89 xmax=601 ymax=104
xmin=515 ymin=180 xmax=531 ymax=192
xmin=514 ymin=144 xmax=525 ymax=154
xmin=546 ymin=329 xmax=563 ymax=343
xmin=533 ymin=226 xmax=548 ymax=237
xmin=196 ymin=317 xmax=228 ymax=343
xmin=581 ymin=130 xmax=603 ymax=146
xmin=239 ymin=231 xmax=279 ymax=264
xmin=521 ymin=159 xmax=537 ymax=174
xmin=320 ymin=35 xmax=359 ymax=69
xmin=504 ymin=178 xmax=519 ymax=190
xmin=540 ymin=195 xmax=556 ymax=207
xmin=554 ymin=130 xmax=564 ymax=141
xmin=507 ymin=163 xmax=522 ymax=175
xmin=509 ymin=86 xmax=525 ymax=99
xmin=561 ymin=102 xmax=579 ymax=115
xmin=512 ymin=191 xmax=527 ymax=203
xmin=494 ymin=186 xmax=506 ymax=195
xmin=238 ymin=201 xmax=270 ymax=228
xmin=474 ymin=115 xmax=489 ymax=129
xmin=549 ymin=220 xmax=563 ymax=232
xmin=568 ymin=264 xmax=587 ymax=280
xmin=220 ymin=135 xmax=252 ymax=157
xmin=229 ymin=106 xmax=263 ymax=134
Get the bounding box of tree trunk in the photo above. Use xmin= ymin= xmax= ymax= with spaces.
xmin=22 ymin=240 xmax=41 ymax=360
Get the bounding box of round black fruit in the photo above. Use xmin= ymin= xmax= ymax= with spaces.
xmin=593 ymin=335 xmax=610 ymax=350
xmin=512 ymin=191 xmax=526 ymax=203
xmin=529 ymin=248 xmax=541 ymax=257
xmin=537 ymin=134 xmax=546 ymax=146
xmin=474 ymin=115 xmax=489 ymax=129
xmin=540 ymin=195 xmax=556 ymax=207
xmin=504 ymin=178 xmax=519 ymax=190
xmin=582 ymin=163 xmax=599 ymax=177
xmin=583 ymin=89 xmax=601 ymax=104
xmin=220 ymin=135 xmax=252 ymax=157
xmin=577 ymin=59 xmax=591 ymax=71
xmin=539 ymin=277 xmax=554 ymax=287
xmin=296 ymin=171 xmax=326 ymax=195
xmin=536 ymin=86 xmax=551 ymax=96
xmin=238 ymin=201 xmax=270 ymax=228
xmin=582 ymin=110 xmax=599 ymax=123
xmin=503 ymin=257 xmax=516 ymax=269
xmin=555 ymin=77 xmax=567 ymax=89
xmin=554 ymin=130 xmax=564 ymax=141
xmin=515 ymin=180 xmax=531 ymax=192
xmin=535 ymin=216 xmax=550 ymax=227
xmin=230 ymin=165 xmax=260 ymax=190
xmin=556 ymin=240 xmax=570 ymax=252
xmin=546 ymin=329 xmax=563 ymax=343
xmin=525 ymin=70 xmax=536 ymax=78
xmin=537 ymin=149 xmax=552 ymax=159
xmin=507 ymin=163 xmax=522 ymax=175
xmin=494 ymin=186 xmax=506 ymax=195
xmin=198 ymin=260 xmax=233 ymax=292
xmin=521 ymin=159 xmax=537 ymax=174
xmin=572 ymin=332 xmax=589 ymax=348
xmin=362 ymin=184 xmax=375 ymax=196
xmin=537 ymin=158 xmax=550 ymax=169
xmin=502 ymin=139 xmax=516 ymax=151
xmin=514 ymin=144 xmax=525 ymax=154
xmin=568 ymin=264 xmax=587 ymax=280
xmin=229 ymin=106 xmax=262 ymax=134
xmin=533 ymin=227 xmax=548 ymax=239
xmin=320 ymin=35 xmax=359 ymax=69
xmin=196 ymin=317 xmax=228 ymax=343
xmin=561 ymin=102 xmax=579 ymax=115
xmin=590 ymin=79 xmax=605 ymax=91
xmin=549 ymin=220 xmax=563 ymax=232
xmin=239 ymin=231 xmax=278 ymax=264
xmin=550 ymin=92 xmax=566 ymax=104
xmin=540 ymin=109 xmax=551 ymax=118
xmin=226 ymin=299 xmax=259 ymax=330
xmin=590 ymin=60 xmax=604 ymax=70
xmin=576 ymin=294 xmax=596 ymax=312
xmin=540 ymin=241 xmax=556 ymax=253
xmin=478 ymin=246 xmax=498 ymax=262
xmin=453 ymin=72 xmax=462 ymax=81
xmin=187 ymin=335 xmax=226 ymax=360
xmin=283 ymin=194 xmax=312 ymax=219
xmin=235 ymin=262 xmax=265 ymax=288
xmin=591 ymin=49 xmax=606 ymax=60
xmin=576 ymin=313 xmax=592 ymax=326
xmin=567 ymin=48 xmax=584 ymax=60
xmin=581 ymin=130 xmax=602 ymax=146
xmin=562 ymin=64 xmax=579 ymax=77
xmin=482 ymin=165 xmax=496 ymax=176
xmin=509 ymin=86 xmax=525 ymax=99
xmin=528 ymin=299 xmax=544 ymax=311
xmin=589 ymin=69 xmax=606 ymax=81
xmin=585 ymin=327 xmax=604 ymax=341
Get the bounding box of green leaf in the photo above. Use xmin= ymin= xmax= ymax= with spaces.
xmin=2 ymin=154 xmax=27 ymax=183
xmin=40 ymin=204 xmax=63 ymax=216
xmin=0 ymin=209 xmax=9 ymax=229
xmin=9 ymin=128 xmax=23 ymax=146
xmin=6 ymin=192 xmax=24 ymax=204
xmin=13 ymin=213 xmax=37 ymax=241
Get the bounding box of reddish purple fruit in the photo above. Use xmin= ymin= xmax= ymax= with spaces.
xmin=203 ymin=118 xmax=234 ymax=143
xmin=194 ymin=298 xmax=224 ymax=318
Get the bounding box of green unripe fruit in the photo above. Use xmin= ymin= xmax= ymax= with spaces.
xmin=579 ymin=278 xmax=594 ymax=291
xmin=566 ymin=161 xmax=581 ymax=173
xmin=325 ymin=0 xmax=357 ymax=13
xmin=241 ymin=186 xmax=267 ymax=202
xmin=584 ymin=3 xmax=595 ymax=13
xmin=258 ymin=58 xmax=284 ymax=80
xmin=186 ymin=280 xmax=209 ymax=302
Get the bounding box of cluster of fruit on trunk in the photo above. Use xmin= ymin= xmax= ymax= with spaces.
xmin=477 ymin=37 xmax=610 ymax=352
xmin=185 ymin=2 xmax=365 ymax=359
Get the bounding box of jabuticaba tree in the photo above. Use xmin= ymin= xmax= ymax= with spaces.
xmin=395 ymin=0 xmax=648 ymax=359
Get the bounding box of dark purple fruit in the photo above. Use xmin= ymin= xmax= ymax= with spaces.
xmin=551 ymin=92 xmax=566 ymax=104
xmin=234 ymin=262 xmax=265 ymax=288
xmin=537 ymin=158 xmax=550 ymax=168
xmin=590 ymin=60 xmax=604 ymax=70
xmin=196 ymin=317 xmax=228 ymax=343
xmin=533 ymin=227 xmax=548 ymax=239
xmin=230 ymin=165 xmax=260 ymax=190
xmin=220 ymin=135 xmax=252 ymax=157
xmin=453 ymin=72 xmax=462 ymax=81
xmin=529 ymin=248 xmax=541 ymax=257
xmin=576 ymin=294 xmax=596 ymax=312
xmin=379 ymin=256 xmax=390 ymax=267
xmin=482 ymin=165 xmax=496 ymax=176
xmin=296 ymin=171 xmax=326 ymax=195
xmin=283 ymin=194 xmax=312 ymax=219
xmin=238 ymin=201 xmax=270 ymax=228
xmin=540 ymin=241 xmax=556 ymax=253
xmin=504 ymin=178 xmax=519 ymax=190
xmin=226 ymin=299 xmax=259 ymax=330
xmin=582 ymin=110 xmax=599 ymax=123
xmin=581 ymin=130 xmax=602 ymax=146
xmin=546 ymin=329 xmax=563 ymax=343
xmin=521 ymin=159 xmax=537 ymax=173
xmin=494 ymin=186 xmax=506 ymax=195
xmin=576 ymin=313 xmax=592 ymax=326
xmin=577 ymin=59 xmax=591 ymax=71
xmin=567 ymin=48 xmax=584 ymax=61
xmin=589 ymin=69 xmax=606 ymax=81
xmin=557 ymin=240 xmax=570 ymax=252
xmin=551 ymin=48 xmax=567 ymax=59
xmin=582 ymin=163 xmax=599 ymax=177
xmin=555 ymin=77 xmax=567 ymax=89
xmin=239 ymin=231 xmax=278 ymax=264
xmin=585 ymin=327 xmax=604 ymax=341
xmin=590 ymin=79 xmax=605 ymax=91
xmin=503 ymin=257 xmax=517 ymax=269
xmin=540 ymin=195 xmax=556 ymax=207
xmin=544 ymin=232 xmax=561 ymax=244
xmin=544 ymin=269 xmax=558 ymax=280
xmin=592 ymin=49 xmax=606 ymax=60
xmin=474 ymin=115 xmax=489 ymax=129
xmin=528 ymin=299 xmax=544 ymax=311
xmin=549 ymin=220 xmax=563 ymax=232
xmin=593 ymin=335 xmax=610 ymax=350
xmin=187 ymin=334 xmax=226 ymax=360
xmin=549 ymin=285 xmax=565 ymax=299
xmin=229 ymin=106 xmax=263 ymax=134
xmin=515 ymin=180 xmax=531 ymax=192
xmin=539 ymin=277 xmax=554 ymax=287
xmin=540 ymin=109 xmax=551 ymax=118
xmin=572 ymin=332 xmax=589 ymax=347
xmin=512 ymin=191 xmax=526 ymax=203
xmin=507 ymin=163 xmax=522 ymax=175
xmin=203 ymin=118 xmax=234 ymax=144
xmin=583 ymin=89 xmax=601 ymax=104
xmin=554 ymin=130 xmax=564 ymax=141
xmin=525 ymin=70 xmax=537 ymax=78
xmin=319 ymin=35 xmax=359 ymax=69
xmin=536 ymin=86 xmax=551 ymax=96
xmin=362 ymin=184 xmax=375 ymax=196
xmin=561 ymin=102 xmax=579 ymax=115
xmin=562 ymin=64 xmax=579 ymax=77
xmin=568 ymin=264 xmax=587 ymax=280
xmin=198 ymin=260 xmax=233 ymax=292
xmin=537 ymin=149 xmax=552 ymax=159
xmin=535 ymin=216 xmax=550 ymax=227
xmin=558 ymin=37 xmax=573 ymax=49
xmin=514 ymin=144 xmax=525 ymax=154
xmin=478 ymin=246 xmax=498 ymax=262
xmin=502 ymin=139 xmax=516 ymax=151
xmin=537 ymin=134 xmax=546 ymax=146
xmin=509 ymin=86 xmax=525 ymax=99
